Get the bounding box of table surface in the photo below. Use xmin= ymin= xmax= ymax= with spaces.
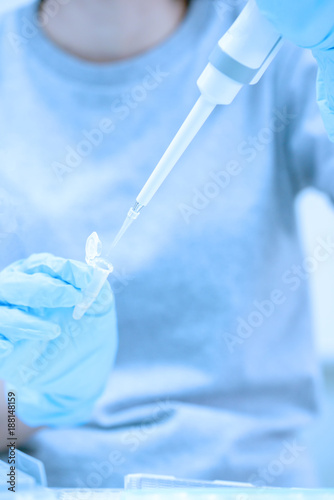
xmin=52 ymin=488 xmax=334 ymax=499
xmin=2 ymin=487 xmax=334 ymax=500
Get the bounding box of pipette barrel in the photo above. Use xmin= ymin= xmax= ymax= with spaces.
xmin=136 ymin=96 xmax=215 ymax=208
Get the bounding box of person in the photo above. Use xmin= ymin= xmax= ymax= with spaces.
xmin=0 ymin=0 xmax=334 ymax=489
xmin=256 ymin=0 xmax=334 ymax=141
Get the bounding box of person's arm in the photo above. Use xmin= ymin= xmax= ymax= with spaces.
xmin=0 ymin=381 xmax=39 ymax=452
xmin=271 ymin=43 xmax=334 ymax=204
xmin=255 ymin=0 xmax=334 ymax=142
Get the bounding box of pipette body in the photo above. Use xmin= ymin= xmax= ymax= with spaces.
xmin=73 ymin=0 xmax=283 ymax=320
xmin=110 ymin=0 xmax=283 ymax=248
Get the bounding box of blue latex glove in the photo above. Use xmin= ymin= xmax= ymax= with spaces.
xmin=0 ymin=253 xmax=118 ymax=428
xmin=255 ymin=0 xmax=334 ymax=141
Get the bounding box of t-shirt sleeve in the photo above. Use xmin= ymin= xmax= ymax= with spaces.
xmin=274 ymin=43 xmax=334 ymax=204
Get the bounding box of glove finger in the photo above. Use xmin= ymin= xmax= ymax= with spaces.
xmin=0 ymin=306 xmax=61 ymax=342
xmin=6 ymin=253 xmax=93 ymax=290
xmin=0 ymin=271 xmax=82 ymax=308
xmin=255 ymin=1 xmax=334 ymax=49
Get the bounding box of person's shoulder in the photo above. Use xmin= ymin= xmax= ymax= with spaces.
xmin=0 ymin=3 xmax=22 ymax=51
xmin=0 ymin=1 xmax=38 ymax=68
xmin=202 ymin=0 xmax=247 ymax=37
xmin=0 ymin=1 xmax=25 ymax=32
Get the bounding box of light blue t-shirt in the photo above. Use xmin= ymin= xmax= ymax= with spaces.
xmin=1 ymin=0 xmax=334 ymax=489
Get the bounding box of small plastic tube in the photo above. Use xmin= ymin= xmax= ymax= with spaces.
xmin=73 ymin=232 xmax=113 ymax=320
xmin=72 ymin=266 xmax=110 ymax=320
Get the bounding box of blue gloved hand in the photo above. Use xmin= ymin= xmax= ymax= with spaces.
xmin=0 ymin=253 xmax=118 ymax=428
xmin=255 ymin=0 xmax=334 ymax=141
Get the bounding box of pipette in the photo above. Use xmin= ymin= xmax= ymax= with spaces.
xmin=73 ymin=0 xmax=283 ymax=320
xmin=110 ymin=0 xmax=283 ymax=248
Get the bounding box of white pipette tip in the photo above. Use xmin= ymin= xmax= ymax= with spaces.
xmin=111 ymin=202 xmax=143 ymax=249
xmin=110 ymin=215 xmax=134 ymax=249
